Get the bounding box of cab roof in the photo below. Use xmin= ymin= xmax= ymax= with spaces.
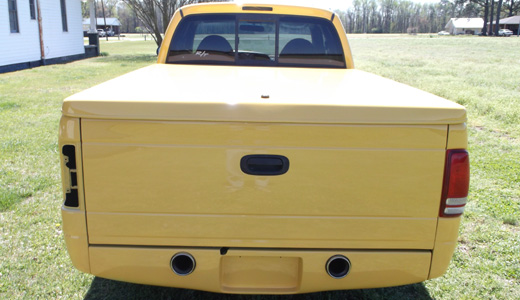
xmin=179 ymin=2 xmax=335 ymax=20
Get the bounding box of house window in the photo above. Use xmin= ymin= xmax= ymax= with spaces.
xmin=8 ymin=0 xmax=19 ymax=33
xmin=29 ymin=0 xmax=36 ymax=20
xmin=60 ymin=0 xmax=68 ymax=32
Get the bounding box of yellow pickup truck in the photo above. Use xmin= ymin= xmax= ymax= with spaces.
xmin=59 ymin=3 xmax=469 ymax=294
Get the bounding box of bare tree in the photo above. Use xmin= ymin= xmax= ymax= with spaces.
xmin=489 ymin=0 xmax=495 ymax=35
xmin=494 ymin=0 xmax=504 ymax=35
xmin=483 ymin=0 xmax=490 ymax=35
xmin=504 ymin=0 xmax=520 ymax=16
xmin=123 ymin=0 xmax=228 ymax=47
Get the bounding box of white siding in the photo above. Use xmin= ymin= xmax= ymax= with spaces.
xmin=0 ymin=0 xmax=41 ymax=65
xmin=40 ymin=0 xmax=84 ymax=60
xmin=445 ymin=18 xmax=484 ymax=35
xmin=0 ymin=0 xmax=84 ymax=67
xmin=454 ymin=27 xmax=481 ymax=35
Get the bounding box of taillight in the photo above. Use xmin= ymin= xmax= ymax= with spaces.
xmin=440 ymin=149 xmax=470 ymax=217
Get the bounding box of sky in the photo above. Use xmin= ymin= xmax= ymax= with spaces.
xmin=234 ymin=0 xmax=438 ymax=12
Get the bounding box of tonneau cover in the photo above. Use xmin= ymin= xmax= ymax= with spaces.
xmin=63 ymin=64 xmax=466 ymax=125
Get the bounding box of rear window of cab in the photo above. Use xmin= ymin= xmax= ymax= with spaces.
xmin=166 ymin=14 xmax=346 ymax=68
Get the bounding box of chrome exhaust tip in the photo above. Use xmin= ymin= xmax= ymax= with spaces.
xmin=326 ymin=255 xmax=351 ymax=279
xmin=170 ymin=252 xmax=196 ymax=276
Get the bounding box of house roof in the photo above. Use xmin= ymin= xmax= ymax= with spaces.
xmin=446 ymin=18 xmax=484 ymax=29
xmin=83 ymin=18 xmax=121 ymax=27
xmin=499 ymin=15 xmax=520 ymax=24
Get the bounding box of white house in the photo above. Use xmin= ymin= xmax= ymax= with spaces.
xmin=83 ymin=18 xmax=122 ymax=35
xmin=497 ymin=15 xmax=520 ymax=35
xmin=445 ymin=18 xmax=484 ymax=35
xmin=0 ymin=0 xmax=85 ymax=73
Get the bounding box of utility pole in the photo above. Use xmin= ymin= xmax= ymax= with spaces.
xmin=36 ymin=0 xmax=45 ymax=62
xmin=89 ymin=0 xmax=96 ymax=34
xmin=101 ymin=0 xmax=108 ymax=41
xmin=495 ymin=0 xmax=503 ymax=36
xmin=88 ymin=0 xmax=99 ymax=56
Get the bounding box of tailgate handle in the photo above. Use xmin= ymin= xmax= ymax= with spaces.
xmin=240 ymin=155 xmax=289 ymax=176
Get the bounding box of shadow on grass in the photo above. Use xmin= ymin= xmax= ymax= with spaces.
xmin=84 ymin=277 xmax=432 ymax=300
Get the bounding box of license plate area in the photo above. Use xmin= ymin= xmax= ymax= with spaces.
xmin=220 ymin=256 xmax=302 ymax=293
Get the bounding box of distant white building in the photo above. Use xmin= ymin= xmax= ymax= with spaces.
xmin=496 ymin=15 xmax=520 ymax=35
xmin=0 ymin=0 xmax=85 ymax=73
xmin=445 ymin=18 xmax=484 ymax=35
xmin=83 ymin=18 xmax=122 ymax=35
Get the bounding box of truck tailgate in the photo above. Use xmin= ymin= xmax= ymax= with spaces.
xmin=82 ymin=119 xmax=446 ymax=249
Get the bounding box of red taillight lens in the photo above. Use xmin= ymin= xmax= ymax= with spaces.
xmin=440 ymin=149 xmax=470 ymax=217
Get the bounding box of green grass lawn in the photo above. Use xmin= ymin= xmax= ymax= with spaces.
xmin=1 ymin=35 xmax=519 ymax=299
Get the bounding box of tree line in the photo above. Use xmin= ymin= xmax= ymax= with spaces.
xmin=83 ymin=0 xmax=520 ymax=45
xmin=336 ymin=0 xmax=520 ymax=34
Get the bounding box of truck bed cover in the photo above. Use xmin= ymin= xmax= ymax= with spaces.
xmin=63 ymin=64 xmax=466 ymax=125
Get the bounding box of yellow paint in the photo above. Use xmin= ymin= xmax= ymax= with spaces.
xmin=220 ymin=256 xmax=302 ymax=293
xmin=447 ymin=123 xmax=468 ymax=149
xmin=429 ymin=217 xmax=462 ymax=279
xmin=59 ymin=116 xmax=90 ymax=273
xmin=157 ymin=3 xmax=349 ymax=66
xmin=79 ymin=120 xmax=445 ymax=250
xmin=59 ymin=2 xmax=468 ymax=293
xmin=63 ymin=65 xmax=466 ymax=125
xmin=61 ymin=207 xmax=90 ymax=273
xmin=89 ymin=246 xmax=431 ymax=294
